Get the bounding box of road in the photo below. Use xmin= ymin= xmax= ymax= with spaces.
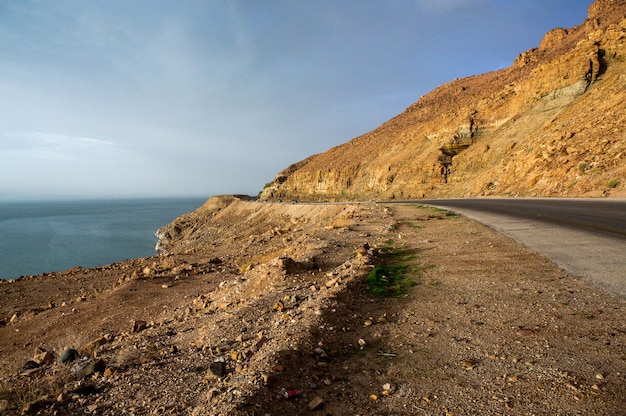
xmin=417 ymin=198 xmax=626 ymax=298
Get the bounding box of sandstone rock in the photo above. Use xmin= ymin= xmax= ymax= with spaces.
xmin=33 ymin=348 xmax=55 ymax=365
xmin=83 ymin=335 xmax=110 ymax=353
xmin=308 ymin=396 xmax=324 ymax=410
xmin=325 ymin=278 xmax=339 ymax=287
xmin=356 ymin=243 xmax=370 ymax=257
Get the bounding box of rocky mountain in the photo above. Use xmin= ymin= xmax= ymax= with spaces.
xmin=260 ymin=0 xmax=626 ymax=201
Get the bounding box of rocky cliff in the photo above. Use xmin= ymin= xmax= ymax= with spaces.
xmin=260 ymin=0 xmax=626 ymax=201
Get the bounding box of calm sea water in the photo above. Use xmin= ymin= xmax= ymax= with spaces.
xmin=0 ymin=198 xmax=206 ymax=279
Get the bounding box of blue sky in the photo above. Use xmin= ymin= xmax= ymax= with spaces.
xmin=0 ymin=0 xmax=592 ymax=200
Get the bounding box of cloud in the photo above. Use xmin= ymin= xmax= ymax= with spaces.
xmin=0 ymin=131 xmax=117 ymax=162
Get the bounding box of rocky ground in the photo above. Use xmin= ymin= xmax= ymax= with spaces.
xmin=1 ymin=196 xmax=624 ymax=415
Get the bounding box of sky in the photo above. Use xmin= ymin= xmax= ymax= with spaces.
xmin=0 ymin=0 xmax=592 ymax=201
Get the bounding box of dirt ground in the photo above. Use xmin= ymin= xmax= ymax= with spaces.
xmin=1 ymin=198 xmax=624 ymax=415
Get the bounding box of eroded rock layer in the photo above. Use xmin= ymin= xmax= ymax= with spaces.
xmin=260 ymin=0 xmax=626 ymax=201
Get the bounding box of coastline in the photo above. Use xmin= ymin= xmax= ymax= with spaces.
xmin=0 ymin=197 xmax=206 ymax=280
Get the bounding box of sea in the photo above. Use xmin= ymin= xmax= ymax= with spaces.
xmin=0 ymin=197 xmax=206 ymax=280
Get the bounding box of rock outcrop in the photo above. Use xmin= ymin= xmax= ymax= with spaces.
xmin=260 ymin=0 xmax=626 ymax=201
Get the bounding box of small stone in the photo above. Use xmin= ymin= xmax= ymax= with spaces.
xmin=87 ymin=404 xmax=98 ymax=412
xmin=103 ymin=367 xmax=114 ymax=377
xmin=370 ymin=394 xmax=378 ymax=401
xmin=592 ymin=384 xmax=600 ymax=391
xmin=207 ymin=388 xmax=219 ymax=400
xmin=516 ymin=328 xmax=535 ymax=336
xmin=84 ymin=335 xmax=109 ymax=352
xmin=308 ymin=396 xmax=324 ymax=410
xmin=273 ymin=301 xmax=284 ymax=312
xmin=595 ymin=373 xmax=604 ymax=380
xmin=364 ymin=319 xmax=373 ymax=327
xmin=326 ymin=278 xmax=338 ymax=287
xmin=236 ymin=335 xmax=244 ymax=343
xmin=56 ymin=393 xmax=65 ymax=402
xmin=462 ymin=360 xmax=475 ymax=370
xmin=358 ymin=339 xmax=367 ymax=348
xmin=20 ymin=360 xmax=42 ymax=376
xmin=209 ymin=360 xmax=226 ymax=377
xmin=33 ymin=348 xmax=55 ymax=365
xmin=76 ymin=359 xmax=106 ymax=379
xmin=132 ymin=320 xmax=147 ymax=333
xmin=253 ymin=336 xmax=267 ymax=352
xmin=169 ymin=345 xmax=178 ymax=354
xmin=383 ymin=383 xmax=392 ymax=391
xmin=9 ymin=313 xmax=18 ymax=324
xmin=58 ymin=348 xmax=80 ymax=365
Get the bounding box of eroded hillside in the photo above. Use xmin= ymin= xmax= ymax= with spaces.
xmin=260 ymin=0 xmax=626 ymax=201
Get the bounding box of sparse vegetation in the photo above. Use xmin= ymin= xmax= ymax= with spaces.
xmin=366 ymin=240 xmax=434 ymax=296
xmin=607 ymin=179 xmax=619 ymax=188
xmin=365 ymin=264 xmax=414 ymax=297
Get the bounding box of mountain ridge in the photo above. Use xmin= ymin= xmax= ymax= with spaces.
xmin=260 ymin=0 xmax=626 ymax=201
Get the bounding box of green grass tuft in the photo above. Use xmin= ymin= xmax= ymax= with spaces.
xmin=366 ymin=265 xmax=414 ymax=297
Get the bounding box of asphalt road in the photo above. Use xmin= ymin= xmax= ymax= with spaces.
xmin=416 ymin=198 xmax=626 ymax=298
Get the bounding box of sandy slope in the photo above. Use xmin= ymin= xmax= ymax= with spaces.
xmin=1 ymin=198 xmax=624 ymax=415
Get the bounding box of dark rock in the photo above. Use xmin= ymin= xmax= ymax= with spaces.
xmin=58 ymin=348 xmax=80 ymax=365
xmin=132 ymin=320 xmax=147 ymax=333
xmin=21 ymin=360 xmax=41 ymax=371
xmin=20 ymin=360 xmax=42 ymax=376
xmin=209 ymin=360 xmax=226 ymax=377
xmin=76 ymin=359 xmax=106 ymax=379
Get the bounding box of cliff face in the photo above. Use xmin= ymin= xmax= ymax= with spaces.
xmin=260 ymin=0 xmax=626 ymax=201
